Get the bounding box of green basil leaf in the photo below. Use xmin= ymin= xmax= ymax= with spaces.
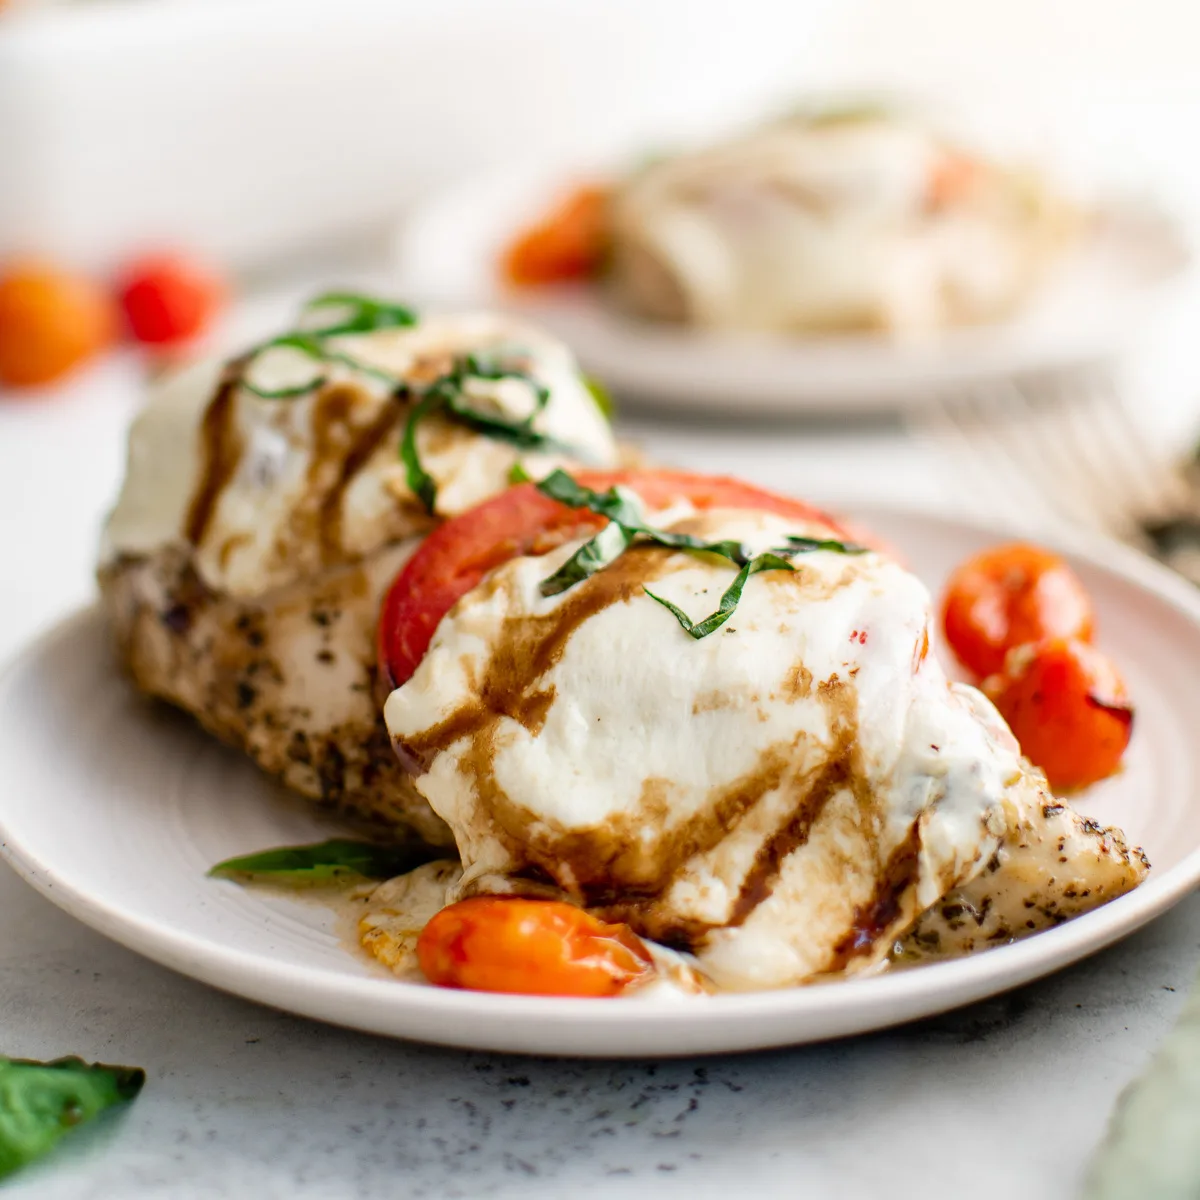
xmin=536 ymin=469 xmax=646 ymax=527
xmin=242 ymin=328 xmax=402 ymax=399
xmin=208 ymin=838 xmax=436 ymax=886
xmin=584 ymin=375 xmax=615 ymax=419
xmin=508 ymin=461 xmax=533 ymax=485
xmin=784 ymin=534 xmax=869 ymax=555
xmin=539 ymin=519 xmax=636 ymax=597
xmin=538 ymin=471 xmax=758 ymax=564
xmin=399 ymin=356 xmax=593 ymax=512
xmin=241 ymin=333 xmax=330 ymax=399
xmin=644 ymin=552 xmax=796 ymax=640
xmin=0 ymin=1057 xmax=145 ymax=1181
xmin=534 ymin=470 xmax=870 ymax=634
xmin=301 ymin=292 xmax=418 ymax=337
xmin=443 ymin=397 xmax=566 ymax=453
xmin=399 ymin=392 xmax=443 ymax=515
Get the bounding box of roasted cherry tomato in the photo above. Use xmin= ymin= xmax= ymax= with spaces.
xmin=941 ymin=542 xmax=1094 ymax=678
xmin=417 ymin=897 xmax=654 ymax=997
xmin=117 ymin=252 xmax=225 ymax=346
xmin=926 ymin=149 xmax=983 ymax=210
xmin=378 ymin=470 xmax=852 ymax=689
xmin=0 ymin=261 xmax=117 ymax=388
xmin=501 ymin=185 xmax=610 ymax=286
xmin=983 ymin=638 xmax=1133 ymax=791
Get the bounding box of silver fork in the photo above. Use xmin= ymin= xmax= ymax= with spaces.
xmin=909 ymin=369 xmax=1200 ymax=577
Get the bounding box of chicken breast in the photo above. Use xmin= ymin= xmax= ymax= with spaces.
xmin=383 ymin=504 xmax=1146 ymax=990
xmin=98 ymin=306 xmax=619 ymax=834
xmin=608 ymin=106 xmax=1075 ymax=335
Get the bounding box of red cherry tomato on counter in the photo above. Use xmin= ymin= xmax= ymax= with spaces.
xmin=378 ymin=470 xmax=855 ymax=690
xmin=117 ymin=253 xmax=225 ymax=346
xmin=941 ymin=542 xmax=1094 ymax=678
xmin=0 ymin=261 xmax=118 ymax=388
xmin=417 ymin=897 xmax=655 ymax=997
xmin=983 ymin=638 xmax=1132 ymax=791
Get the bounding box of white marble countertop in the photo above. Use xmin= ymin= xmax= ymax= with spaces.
xmin=0 ymin=342 xmax=1197 ymax=1199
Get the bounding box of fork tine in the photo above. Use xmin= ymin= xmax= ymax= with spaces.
xmin=917 ymin=386 xmax=1062 ymax=533
xmin=964 ymin=377 xmax=1123 ymax=535
xmin=1052 ymin=372 xmax=1193 ymax=523
xmin=911 ymin=371 xmax=1192 ymax=546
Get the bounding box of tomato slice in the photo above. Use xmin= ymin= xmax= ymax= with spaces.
xmin=378 ymin=470 xmax=848 ymax=690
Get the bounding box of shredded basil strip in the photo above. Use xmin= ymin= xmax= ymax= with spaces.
xmin=239 ymin=333 xmax=331 ymax=399
xmin=399 ymin=392 xmax=444 ymax=514
xmin=400 ymin=354 xmax=589 ymax=514
xmin=534 ymin=469 xmax=868 ymax=635
xmin=584 ymin=375 xmax=615 ymax=419
xmin=0 ymin=1057 xmax=146 ymax=1181
xmin=508 ymin=461 xmax=534 ymax=485
xmin=302 ymin=291 xmax=418 ymax=337
xmin=783 ymin=534 xmax=869 ymax=554
xmin=208 ymin=838 xmax=436 ymax=887
xmin=540 ymin=519 xmax=637 ymax=597
xmin=240 ymin=298 xmax=410 ymax=398
xmin=645 ymin=553 xmax=796 ymax=638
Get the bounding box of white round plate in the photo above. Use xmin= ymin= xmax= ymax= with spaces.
xmin=3 ymin=507 xmax=1200 ymax=1057
xmin=393 ymin=165 xmax=1192 ymax=414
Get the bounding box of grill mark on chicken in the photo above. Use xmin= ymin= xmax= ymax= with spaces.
xmin=400 ymin=546 xmax=841 ymax=898
xmin=603 ymin=680 xmax=868 ymax=951
xmin=317 ymin=399 xmax=406 ymax=559
xmin=398 ymin=536 xmax=908 ymax=944
xmin=185 ymin=370 xmax=245 ymax=547
xmin=726 ymin=758 xmax=850 ymax=928
xmin=827 ymin=821 xmax=923 ymax=971
xmin=461 ymin=742 xmax=798 ymax=905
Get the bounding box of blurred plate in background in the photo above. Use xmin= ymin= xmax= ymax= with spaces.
xmin=393 ymin=163 xmax=1193 ymax=415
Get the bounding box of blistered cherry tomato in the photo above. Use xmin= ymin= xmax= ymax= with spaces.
xmin=941 ymin=543 xmax=1094 ymax=678
xmin=501 ymin=185 xmax=610 ymax=286
xmin=417 ymin=897 xmax=655 ymax=998
xmin=983 ymin=638 xmax=1133 ymax=791
xmin=117 ymin=253 xmax=224 ymax=346
xmin=926 ymin=149 xmax=983 ymax=210
xmin=0 ymin=262 xmax=117 ymax=388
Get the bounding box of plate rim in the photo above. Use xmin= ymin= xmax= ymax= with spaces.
xmin=3 ymin=503 xmax=1200 ymax=1056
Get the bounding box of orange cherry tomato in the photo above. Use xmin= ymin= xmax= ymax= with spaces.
xmin=417 ymin=897 xmax=655 ymax=998
xmin=0 ymin=261 xmax=118 ymax=388
xmin=117 ymin=253 xmax=225 ymax=346
xmin=941 ymin=543 xmax=1094 ymax=679
xmin=983 ymin=638 xmax=1133 ymax=792
xmin=501 ymin=185 xmax=610 ymax=286
xmin=926 ymin=149 xmax=983 ymax=211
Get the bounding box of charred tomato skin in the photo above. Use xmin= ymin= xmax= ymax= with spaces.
xmin=983 ymin=637 xmax=1133 ymax=791
xmin=941 ymin=542 xmax=1094 ymax=679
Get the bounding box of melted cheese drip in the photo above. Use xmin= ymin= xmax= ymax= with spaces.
xmin=101 ymin=312 xmax=617 ymax=598
xmin=384 ymin=508 xmax=1033 ymax=991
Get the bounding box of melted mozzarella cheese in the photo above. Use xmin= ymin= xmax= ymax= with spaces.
xmin=384 ymin=508 xmax=1039 ymax=990
xmin=609 ymin=112 xmax=1068 ymax=334
xmin=101 ymin=312 xmax=617 ymax=599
